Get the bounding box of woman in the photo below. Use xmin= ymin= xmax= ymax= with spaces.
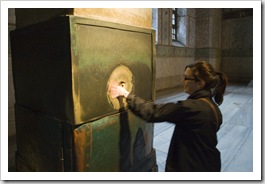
xmin=110 ymin=61 xmax=228 ymax=172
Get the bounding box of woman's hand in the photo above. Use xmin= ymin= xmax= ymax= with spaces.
xmin=110 ymin=83 xmax=129 ymax=98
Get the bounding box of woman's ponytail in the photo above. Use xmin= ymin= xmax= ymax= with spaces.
xmin=187 ymin=61 xmax=228 ymax=105
xmin=213 ymin=72 xmax=228 ymax=105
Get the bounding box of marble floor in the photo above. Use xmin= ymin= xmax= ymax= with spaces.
xmin=153 ymin=82 xmax=253 ymax=172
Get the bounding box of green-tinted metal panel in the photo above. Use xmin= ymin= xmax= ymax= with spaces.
xmin=73 ymin=110 xmax=155 ymax=172
xmin=11 ymin=15 xmax=157 ymax=172
xmin=11 ymin=16 xmax=156 ymax=125
xmin=69 ymin=16 xmax=155 ymax=124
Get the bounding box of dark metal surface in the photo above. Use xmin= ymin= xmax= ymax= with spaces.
xmin=11 ymin=17 xmax=74 ymax=122
xmin=15 ymin=104 xmax=63 ymax=171
xmin=11 ymin=16 xmax=156 ymax=125
xmin=11 ymin=15 xmax=157 ymax=172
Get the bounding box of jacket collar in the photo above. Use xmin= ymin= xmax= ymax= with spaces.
xmin=187 ymin=89 xmax=212 ymax=99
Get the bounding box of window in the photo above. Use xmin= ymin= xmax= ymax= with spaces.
xmin=172 ymin=8 xmax=187 ymax=47
xmin=152 ymin=8 xmax=158 ymax=44
xmin=172 ymin=8 xmax=177 ymax=41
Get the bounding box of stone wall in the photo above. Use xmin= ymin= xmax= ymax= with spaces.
xmin=154 ymin=8 xmax=252 ymax=92
xmin=221 ymin=9 xmax=253 ymax=83
xmin=155 ymin=8 xmax=223 ymax=91
xmin=155 ymin=9 xmax=196 ymax=91
xmin=155 ymin=46 xmax=195 ymax=91
xmin=195 ymin=9 xmax=222 ymax=70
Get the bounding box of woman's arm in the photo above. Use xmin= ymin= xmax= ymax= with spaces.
xmin=110 ymin=83 xmax=183 ymax=122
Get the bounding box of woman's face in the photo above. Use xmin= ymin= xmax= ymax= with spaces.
xmin=182 ymin=68 xmax=202 ymax=95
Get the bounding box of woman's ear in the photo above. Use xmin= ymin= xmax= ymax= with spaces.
xmin=198 ymin=80 xmax=206 ymax=89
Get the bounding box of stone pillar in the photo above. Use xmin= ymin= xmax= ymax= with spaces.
xmin=195 ymin=9 xmax=222 ymax=70
xmin=186 ymin=9 xmax=196 ymax=48
xmin=11 ymin=8 xmax=157 ymax=172
xmin=158 ymin=8 xmax=171 ymax=46
xmin=221 ymin=9 xmax=253 ymax=83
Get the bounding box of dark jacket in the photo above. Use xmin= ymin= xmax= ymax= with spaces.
xmin=126 ymin=89 xmax=222 ymax=172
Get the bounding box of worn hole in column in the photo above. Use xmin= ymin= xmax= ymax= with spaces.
xmin=107 ymin=65 xmax=133 ymax=110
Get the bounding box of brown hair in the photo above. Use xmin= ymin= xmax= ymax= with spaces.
xmin=186 ymin=61 xmax=228 ymax=105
